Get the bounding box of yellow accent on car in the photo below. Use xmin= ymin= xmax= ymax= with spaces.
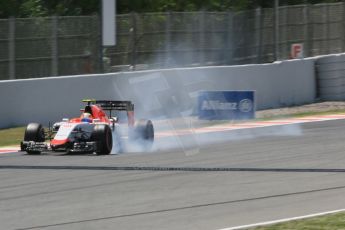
xmin=82 ymin=99 xmax=96 ymax=103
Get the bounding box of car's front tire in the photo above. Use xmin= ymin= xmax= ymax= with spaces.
xmin=23 ymin=123 xmax=45 ymax=155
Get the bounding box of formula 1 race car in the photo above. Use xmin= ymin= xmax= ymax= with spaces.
xmin=20 ymin=99 xmax=154 ymax=155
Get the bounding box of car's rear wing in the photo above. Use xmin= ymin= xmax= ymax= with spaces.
xmin=82 ymin=99 xmax=134 ymax=111
xmin=95 ymin=100 xmax=134 ymax=111
xmin=82 ymin=99 xmax=135 ymax=126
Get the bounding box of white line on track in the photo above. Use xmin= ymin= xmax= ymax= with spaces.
xmin=0 ymin=148 xmax=19 ymax=154
xmin=217 ymin=208 xmax=345 ymax=230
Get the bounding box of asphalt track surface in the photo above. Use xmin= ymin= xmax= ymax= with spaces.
xmin=2 ymin=120 xmax=345 ymax=230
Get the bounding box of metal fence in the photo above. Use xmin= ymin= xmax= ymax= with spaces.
xmin=0 ymin=16 xmax=100 ymax=80
xmin=1 ymin=2 xmax=345 ymax=80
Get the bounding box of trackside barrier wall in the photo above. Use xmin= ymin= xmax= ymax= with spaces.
xmin=316 ymin=53 xmax=345 ymax=100
xmin=0 ymin=59 xmax=316 ymax=129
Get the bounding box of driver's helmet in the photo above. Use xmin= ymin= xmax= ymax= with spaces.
xmin=81 ymin=112 xmax=92 ymax=123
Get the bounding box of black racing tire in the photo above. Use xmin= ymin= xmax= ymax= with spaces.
xmin=130 ymin=119 xmax=154 ymax=150
xmin=91 ymin=124 xmax=112 ymax=155
xmin=24 ymin=123 xmax=45 ymax=155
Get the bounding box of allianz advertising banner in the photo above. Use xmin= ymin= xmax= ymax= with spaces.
xmin=198 ymin=91 xmax=255 ymax=120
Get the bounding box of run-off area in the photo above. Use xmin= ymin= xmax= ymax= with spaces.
xmin=1 ymin=119 xmax=345 ymax=229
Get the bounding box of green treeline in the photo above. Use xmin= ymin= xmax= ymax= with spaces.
xmin=0 ymin=0 xmax=343 ymax=18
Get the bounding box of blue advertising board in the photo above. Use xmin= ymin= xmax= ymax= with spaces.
xmin=198 ymin=91 xmax=255 ymax=120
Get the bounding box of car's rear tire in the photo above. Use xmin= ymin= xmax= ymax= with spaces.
xmin=130 ymin=119 xmax=154 ymax=151
xmin=23 ymin=123 xmax=45 ymax=155
xmin=92 ymin=124 xmax=112 ymax=155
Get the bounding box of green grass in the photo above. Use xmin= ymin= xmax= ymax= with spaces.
xmin=252 ymin=212 xmax=345 ymax=229
xmin=0 ymin=126 xmax=25 ymax=147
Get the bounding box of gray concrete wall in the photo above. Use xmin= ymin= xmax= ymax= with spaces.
xmin=316 ymin=53 xmax=345 ymax=100
xmin=0 ymin=58 xmax=316 ymax=128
